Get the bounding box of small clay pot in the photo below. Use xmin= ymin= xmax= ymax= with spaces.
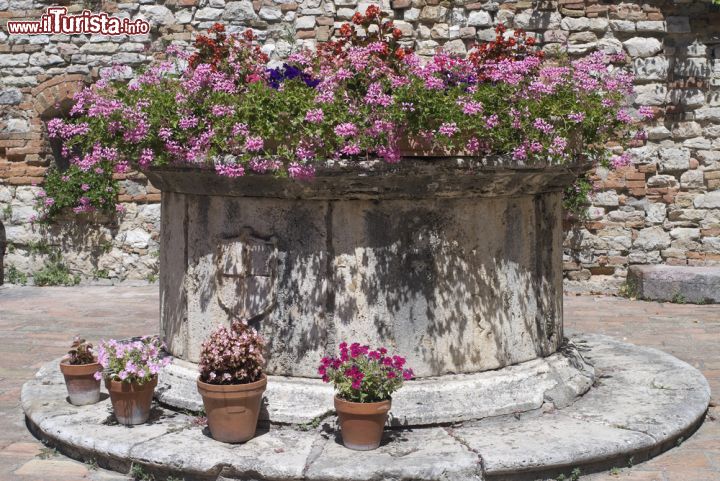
xmin=59 ymin=361 xmax=101 ymax=406
xmin=334 ymin=396 xmax=391 ymax=451
xmin=197 ymin=375 xmax=267 ymax=443
xmin=105 ymin=376 xmax=157 ymax=425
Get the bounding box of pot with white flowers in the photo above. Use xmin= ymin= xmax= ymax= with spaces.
xmin=319 ymin=342 xmax=414 ymax=451
xmin=59 ymin=337 xmax=102 ymax=406
xmin=97 ymin=337 xmax=170 ymax=425
xmin=197 ymin=320 xmax=267 ymax=443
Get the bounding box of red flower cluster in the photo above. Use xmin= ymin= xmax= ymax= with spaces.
xmin=189 ymin=23 xmax=268 ymax=76
xmin=317 ymin=5 xmax=411 ymax=67
xmin=468 ymin=24 xmax=543 ymax=77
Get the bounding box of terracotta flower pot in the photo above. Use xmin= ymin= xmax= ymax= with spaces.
xmin=197 ymin=375 xmax=267 ymax=443
xmin=59 ymin=362 xmax=101 ymax=406
xmin=334 ymin=396 xmax=391 ymax=451
xmin=105 ymin=376 xmax=157 ymax=425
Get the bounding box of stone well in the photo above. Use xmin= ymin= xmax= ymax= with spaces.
xmin=146 ymin=157 xmax=591 ymax=424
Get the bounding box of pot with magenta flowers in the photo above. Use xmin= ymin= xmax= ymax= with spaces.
xmin=196 ymin=320 xmax=267 ymax=443
xmin=97 ymin=337 xmax=170 ymax=425
xmin=320 ymin=342 xmax=414 ymax=451
xmin=59 ymin=336 xmax=102 ymax=406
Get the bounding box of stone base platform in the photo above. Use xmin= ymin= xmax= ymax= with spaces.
xmin=22 ymin=335 xmax=710 ymax=481
xmin=156 ymin=350 xmax=595 ymax=426
xmin=627 ymin=265 xmax=720 ymax=304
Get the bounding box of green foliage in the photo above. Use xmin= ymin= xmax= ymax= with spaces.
xmin=618 ymin=278 xmax=639 ymax=299
xmin=35 ymin=163 xmax=118 ymax=222
xmin=1 ymin=203 xmax=11 ymax=220
xmin=563 ymin=175 xmax=593 ymax=217
xmin=5 ymin=265 xmax=28 ymax=285
xmin=33 ymin=251 xmax=80 ymax=286
xmin=65 ymin=337 xmax=97 ymax=365
xmin=556 ymin=468 xmax=582 ymax=481
xmin=93 ymin=269 xmax=110 ymax=279
xmin=671 ymin=292 xmax=687 ymax=304
xmin=130 ymin=463 xmax=154 ymax=481
xmin=37 ymin=446 xmax=59 ymax=459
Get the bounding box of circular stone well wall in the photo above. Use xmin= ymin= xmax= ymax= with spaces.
xmin=147 ymin=158 xmax=576 ymax=378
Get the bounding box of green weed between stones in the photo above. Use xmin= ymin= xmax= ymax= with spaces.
xmin=36 ymin=446 xmax=58 ymax=459
xmin=130 ymin=463 xmax=184 ymax=481
xmin=618 ymin=278 xmax=639 ymax=299
xmin=33 ymin=251 xmax=80 ymax=286
xmin=556 ymin=467 xmax=582 ymax=481
xmin=5 ymin=265 xmax=27 ymax=285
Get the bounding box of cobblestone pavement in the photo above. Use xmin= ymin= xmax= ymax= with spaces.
xmin=0 ymin=286 xmax=717 ymax=481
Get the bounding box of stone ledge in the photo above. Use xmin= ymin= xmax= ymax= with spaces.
xmin=156 ymin=351 xmax=595 ymax=426
xmin=627 ymin=265 xmax=720 ymax=303
xmin=22 ymin=335 xmax=710 ymax=481
xmin=145 ymin=158 xmax=586 ymax=200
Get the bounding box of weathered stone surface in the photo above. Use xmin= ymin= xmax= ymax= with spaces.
xmin=623 ymin=37 xmax=663 ymax=58
xmin=629 ymin=265 xmax=720 ymax=303
xmin=149 ymin=161 xmax=572 ymax=378
xmin=157 ymin=352 xmax=594 ymax=425
xmin=634 ymin=226 xmax=671 ymax=250
xmin=305 ymin=429 xmax=482 ymax=481
xmin=467 ymin=11 xmax=491 ymax=27
xmin=658 ymin=147 xmax=691 ymax=172
xmin=454 ymin=414 xmax=655 ymax=476
xmin=22 ymin=335 xmax=710 ymax=481
xmin=694 ymin=191 xmax=720 ymax=209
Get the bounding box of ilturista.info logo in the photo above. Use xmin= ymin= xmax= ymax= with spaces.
xmin=6 ymin=7 xmax=151 ymax=35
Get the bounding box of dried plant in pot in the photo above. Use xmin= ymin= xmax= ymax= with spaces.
xmin=319 ymin=342 xmax=414 ymax=450
xmin=59 ymin=337 xmax=102 ymax=406
xmin=97 ymin=336 xmax=170 ymax=425
xmin=197 ymin=320 xmax=267 ymax=443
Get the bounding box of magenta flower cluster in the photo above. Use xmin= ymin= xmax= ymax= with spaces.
xmin=319 ymin=342 xmax=414 ymax=403
xmin=198 ymin=320 xmax=265 ymax=385
xmin=96 ymin=336 xmax=170 ymax=384
xmin=42 ymin=15 xmax=647 ymax=220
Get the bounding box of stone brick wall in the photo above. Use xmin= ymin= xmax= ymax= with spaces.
xmin=0 ymin=0 xmax=719 ymax=286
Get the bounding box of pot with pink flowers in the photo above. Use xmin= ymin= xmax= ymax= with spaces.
xmin=59 ymin=337 xmax=102 ymax=406
xmin=97 ymin=336 xmax=170 ymax=425
xmin=197 ymin=320 xmax=267 ymax=443
xmin=320 ymin=342 xmax=414 ymax=451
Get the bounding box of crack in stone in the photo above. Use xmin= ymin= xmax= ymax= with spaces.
xmin=442 ymin=426 xmax=486 ymax=480
xmin=301 ymin=431 xmax=328 ymax=479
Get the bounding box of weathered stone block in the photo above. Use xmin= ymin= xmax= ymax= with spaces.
xmin=623 ymin=37 xmax=663 ymax=58
xmin=666 ymin=16 xmax=691 ymax=33
xmin=680 ymin=170 xmax=704 ymax=189
xmin=694 ymin=192 xmax=720 ymax=209
xmin=467 ymin=10 xmax=491 ymax=27
xmin=634 ymin=226 xmax=671 ymax=250
xmin=513 ymin=11 xmax=561 ymax=30
xmin=627 ymin=265 xmax=720 ymax=303
xmin=658 ymin=147 xmax=690 ymax=172
xmin=633 ymin=57 xmax=668 ymax=81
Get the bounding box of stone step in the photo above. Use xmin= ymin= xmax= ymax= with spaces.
xmin=21 ymin=335 xmax=710 ymax=481
xmin=627 ymin=265 xmax=720 ymax=304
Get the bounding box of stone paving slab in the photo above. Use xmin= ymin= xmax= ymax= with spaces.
xmin=21 ymin=335 xmax=709 ymax=481
xmin=452 ymin=413 xmax=655 ymax=477
xmin=305 ymin=428 xmax=482 ymax=481
xmin=563 ymin=334 xmax=710 ymax=443
xmin=2 ymin=286 xmax=719 ymax=481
